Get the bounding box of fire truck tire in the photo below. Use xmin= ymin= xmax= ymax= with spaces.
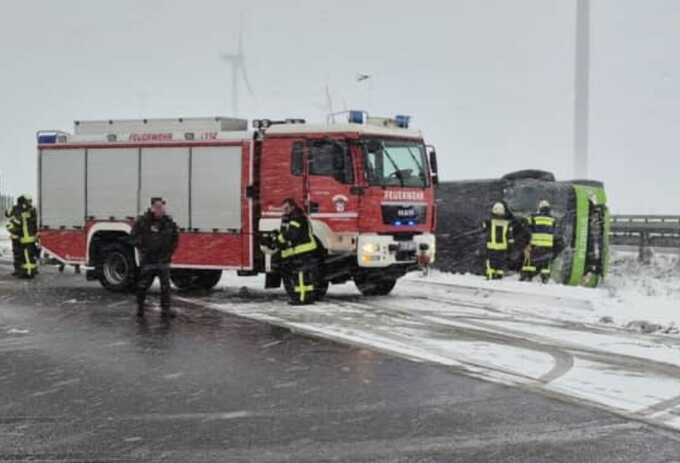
xmin=315 ymin=280 xmax=329 ymax=300
xmin=171 ymin=269 xmax=222 ymax=291
xmin=170 ymin=269 xmax=198 ymax=291
xmin=98 ymin=243 xmax=136 ymax=293
xmin=354 ymin=277 xmax=397 ymax=296
xmin=195 ymin=270 xmax=223 ymax=290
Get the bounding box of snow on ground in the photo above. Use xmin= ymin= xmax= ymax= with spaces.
xmin=181 ymin=248 xmax=680 ymax=430
xmin=409 ymin=248 xmax=680 ymax=336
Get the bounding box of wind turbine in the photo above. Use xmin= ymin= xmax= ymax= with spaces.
xmin=221 ymin=18 xmax=254 ymax=117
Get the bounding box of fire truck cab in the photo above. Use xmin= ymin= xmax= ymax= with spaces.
xmin=37 ymin=113 xmax=437 ymax=301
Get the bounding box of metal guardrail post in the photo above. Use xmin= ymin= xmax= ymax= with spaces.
xmin=610 ymin=215 xmax=680 ymax=262
xmin=639 ymin=230 xmax=651 ymax=264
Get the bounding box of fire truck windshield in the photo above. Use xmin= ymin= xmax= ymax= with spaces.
xmin=363 ymin=140 xmax=429 ymax=188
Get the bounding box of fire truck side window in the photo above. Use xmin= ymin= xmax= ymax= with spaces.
xmin=291 ymin=142 xmax=304 ymax=176
xmin=309 ymin=141 xmax=354 ymax=184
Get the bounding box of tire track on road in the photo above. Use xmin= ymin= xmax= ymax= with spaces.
xmin=330 ymin=297 xmax=576 ymax=386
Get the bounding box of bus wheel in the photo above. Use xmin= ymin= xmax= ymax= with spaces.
xmin=98 ymin=243 xmax=136 ymax=292
xmin=354 ymin=276 xmax=397 ymax=296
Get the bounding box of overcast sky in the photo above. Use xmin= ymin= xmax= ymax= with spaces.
xmin=0 ymin=0 xmax=678 ymax=213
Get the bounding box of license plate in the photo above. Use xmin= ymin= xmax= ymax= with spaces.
xmin=398 ymin=241 xmax=417 ymax=251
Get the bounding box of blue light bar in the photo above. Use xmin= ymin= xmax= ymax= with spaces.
xmin=395 ymin=115 xmax=410 ymax=128
xmin=394 ymin=220 xmax=402 ymax=226
xmin=349 ymin=110 xmax=365 ymax=124
xmin=38 ymin=133 xmax=57 ymax=144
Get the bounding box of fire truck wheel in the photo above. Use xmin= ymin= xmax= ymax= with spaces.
xmin=171 ymin=269 xmax=222 ymax=291
xmin=195 ymin=270 xmax=223 ymax=290
xmin=354 ymin=277 xmax=397 ymax=296
xmin=314 ymin=280 xmax=329 ymax=300
xmin=98 ymin=243 xmax=136 ymax=292
xmin=170 ymin=269 xmax=199 ymax=291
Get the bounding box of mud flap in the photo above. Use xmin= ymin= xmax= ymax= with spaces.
xmin=265 ymin=273 xmax=282 ymax=289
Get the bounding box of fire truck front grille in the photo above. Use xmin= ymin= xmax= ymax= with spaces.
xmin=396 ymin=250 xmax=417 ymax=261
xmin=381 ymin=204 xmax=427 ymax=226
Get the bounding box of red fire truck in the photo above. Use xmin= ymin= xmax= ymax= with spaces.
xmin=37 ymin=113 xmax=438 ymax=302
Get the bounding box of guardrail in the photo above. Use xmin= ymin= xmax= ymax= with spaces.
xmin=610 ymin=215 xmax=680 ymax=261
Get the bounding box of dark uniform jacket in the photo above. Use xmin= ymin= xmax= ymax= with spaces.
xmin=527 ymin=210 xmax=556 ymax=249
xmin=131 ymin=211 xmax=179 ymax=264
xmin=483 ymin=214 xmax=514 ymax=252
xmin=277 ymin=207 xmax=317 ymax=259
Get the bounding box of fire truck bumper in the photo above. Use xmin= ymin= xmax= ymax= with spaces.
xmin=357 ymin=233 xmax=436 ymax=268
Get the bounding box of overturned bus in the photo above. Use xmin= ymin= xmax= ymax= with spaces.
xmin=436 ymin=170 xmax=609 ymax=287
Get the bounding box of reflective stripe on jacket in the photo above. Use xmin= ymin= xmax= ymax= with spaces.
xmin=279 ymin=208 xmax=318 ymax=259
xmin=486 ymin=218 xmax=510 ymax=251
xmin=529 ymin=214 xmax=555 ymax=248
xmin=20 ymin=210 xmax=37 ymax=244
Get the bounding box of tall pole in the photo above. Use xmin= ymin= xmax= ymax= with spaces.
xmin=574 ymin=0 xmax=590 ymax=178
xmin=232 ymin=64 xmax=239 ymax=117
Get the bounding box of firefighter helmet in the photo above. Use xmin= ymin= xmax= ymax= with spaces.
xmin=491 ymin=202 xmax=506 ymax=216
xmin=538 ymin=200 xmax=550 ymax=210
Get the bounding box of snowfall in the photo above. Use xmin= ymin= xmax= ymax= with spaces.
xmin=3 ymin=226 xmax=680 ymax=429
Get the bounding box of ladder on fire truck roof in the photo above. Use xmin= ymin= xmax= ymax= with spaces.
xmin=73 ymin=117 xmax=248 ymax=135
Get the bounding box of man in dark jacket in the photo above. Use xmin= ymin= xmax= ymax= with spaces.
xmin=275 ymin=198 xmax=318 ymax=305
xmin=131 ymin=197 xmax=179 ymax=318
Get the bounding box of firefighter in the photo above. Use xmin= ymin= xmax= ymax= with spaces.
xmin=275 ymin=198 xmax=319 ymax=305
xmin=4 ymin=196 xmax=23 ymax=277
xmin=521 ymin=200 xmax=556 ymax=283
xmin=131 ymin=197 xmax=179 ymax=319
xmin=14 ymin=195 xmax=39 ymax=279
xmin=483 ymin=202 xmax=514 ymax=280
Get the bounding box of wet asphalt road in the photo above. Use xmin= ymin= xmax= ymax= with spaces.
xmin=2 ymin=263 xmax=680 ymax=462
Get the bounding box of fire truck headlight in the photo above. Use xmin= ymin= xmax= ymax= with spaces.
xmin=361 ymin=242 xmax=380 ymax=254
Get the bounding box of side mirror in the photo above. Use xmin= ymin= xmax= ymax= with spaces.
xmin=428 ymin=147 xmax=439 ymax=185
